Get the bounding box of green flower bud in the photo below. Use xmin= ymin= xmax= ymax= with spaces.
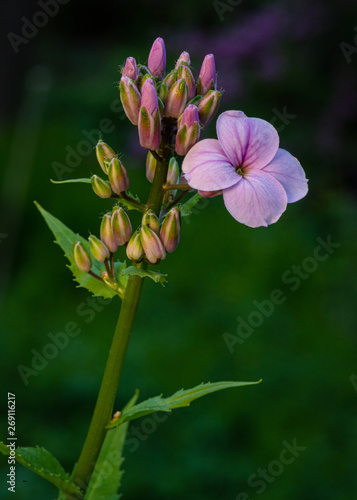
xmin=73 ymin=241 xmax=92 ymax=272
xmin=88 ymin=235 xmax=110 ymax=262
xmin=96 ymin=140 xmax=116 ymax=174
xmin=146 ymin=151 xmax=157 ymax=183
xmin=112 ymin=207 xmax=132 ymax=246
xmin=141 ymin=225 xmax=166 ymax=264
xmin=142 ymin=210 xmax=159 ymax=234
xmin=100 ymin=214 xmax=118 ymax=253
xmin=166 ymin=157 xmax=180 ymax=185
xmin=108 ymin=157 xmax=130 ymax=194
xmin=158 ymin=82 xmax=168 ymax=104
xmin=91 ymin=175 xmax=112 ymax=199
xmin=160 ymin=208 xmax=181 ymax=253
xmin=126 ymin=230 xmax=144 ymax=262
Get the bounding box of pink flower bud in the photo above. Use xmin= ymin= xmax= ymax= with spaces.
xmin=88 ymin=235 xmax=110 ymax=262
xmin=108 ymin=157 xmax=130 ymax=194
xmin=100 ymin=214 xmax=118 ymax=253
xmin=164 ymin=78 xmax=188 ymax=118
xmin=96 ymin=140 xmax=116 ymax=174
xmin=122 ymin=57 xmax=139 ymax=81
xmin=148 ymin=37 xmax=166 ymax=78
xmin=163 ymin=69 xmax=178 ymax=91
xmin=138 ymin=79 xmax=161 ymax=150
xmin=160 ymin=208 xmax=181 ymax=253
xmin=142 ymin=210 xmax=159 ymax=235
xmin=91 ymin=175 xmax=112 ymax=199
xmin=112 ymin=207 xmax=132 ymax=246
xmin=175 ymin=104 xmax=200 ymax=156
xmin=166 ymin=157 xmax=179 ymax=185
xmin=126 ymin=230 xmax=144 ymax=262
xmin=146 ymin=151 xmax=157 ymax=183
xmin=197 ymin=54 xmax=217 ymax=96
xmin=175 ymin=51 xmax=191 ymax=69
xmin=141 ymin=225 xmax=166 ymax=264
xmin=73 ymin=241 xmax=92 ymax=273
xmin=177 ymin=65 xmax=196 ymax=101
xmin=197 ymin=90 xmax=221 ymax=128
xmin=119 ymin=75 xmax=141 ymax=125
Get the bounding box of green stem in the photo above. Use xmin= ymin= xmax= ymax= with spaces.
xmin=71 ymin=272 xmax=144 ymax=495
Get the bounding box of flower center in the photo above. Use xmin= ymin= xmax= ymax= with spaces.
xmin=236 ymin=166 xmax=244 ymax=177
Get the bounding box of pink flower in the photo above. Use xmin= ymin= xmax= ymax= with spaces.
xmin=182 ymin=110 xmax=308 ymax=228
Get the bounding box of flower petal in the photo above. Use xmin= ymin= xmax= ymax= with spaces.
xmin=262 ymin=148 xmax=308 ymax=203
xmin=182 ymin=139 xmax=239 ymax=191
xmin=222 ymin=169 xmax=288 ymax=228
xmin=217 ymin=111 xmax=279 ymax=170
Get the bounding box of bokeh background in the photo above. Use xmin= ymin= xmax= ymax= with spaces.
xmin=1 ymin=0 xmax=357 ymax=498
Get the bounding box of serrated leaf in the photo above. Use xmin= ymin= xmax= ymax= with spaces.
xmin=0 ymin=442 xmax=82 ymax=496
xmin=84 ymin=391 xmax=139 ymax=500
xmin=180 ymin=193 xmax=202 ymax=217
xmin=35 ymin=202 xmax=126 ymax=299
xmin=122 ymin=266 xmax=167 ymax=285
xmin=51 ymin=178 xmax=92 ymax=184
xmin=109 ymin=380 xmax=261 ymax=428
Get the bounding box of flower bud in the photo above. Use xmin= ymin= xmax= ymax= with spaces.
xmin=158 ymin=82 xmax=168 ymax=103
xmin=96 ymin=140 xmax=116 ymax=174
xmin=166 ymin=157 xmax=180 ymax=185
xmin=196 ymin=54 xmax=217 ymax=96
xmin=100 ymin=214 xmax=118 ymax=253
xmin=164 ymin=78 xmax=188 ymax=118
xmin=138 ymin=79 xmax=161 ymax=150
xmin=177 ymin=65 xmax=195 ymax=101
xmin=142 ymin=210 xmax=159 ymax=234
xmin=141 ymin=225 xmax=166 ymax=264
xmin=112 ymin=207 xmax=132 ymax=246
xmin=148 ymin=37 xmax=166 ymax=78
xmin=91 ymin=175 xmax=112 ymax=199
xmin=122 ymin=57 xmax=139 ymax=81
xmin=160 ymin=208 xmax=181 ymax=253
xmin=108 ymin=157 xmax=130 ymax=194
xmin=175 ymin=51 xmax=191 ymax=69
xmin=197 ymin=90 xmax=221 ymax=128
xmin=163 ymin=69 xmax=178 ymax=91
xmin=175 ymin=104 xmax=200 ymax=156
xmin=88 ymin=235 xmax=110 ymax=262
xmin=126 ymin=230 xmax=144 ymax=262
xmin=73 ymin=241 xmax=92 ymax=272
xmin=146 ymin=151 xmax=157 ymax=183
xmin=119 ymin=75 xmax=141 ymax=125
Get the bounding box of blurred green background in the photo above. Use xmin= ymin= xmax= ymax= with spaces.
xmin=1 ymin=0 xmax=357 ymax=498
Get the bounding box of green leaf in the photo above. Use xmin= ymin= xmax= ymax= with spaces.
xmin=180 ymin=193 xmax=202 ymax=217
xmin=108 ymin=380 xmax=261 ymax=428
xmin=35 ymin=202 xmax=127 ymax=299
xmin=122 ymin=266 xmax=168 ymax=285
xmin=0 ymin=442 xmax=82 ymax=496
xmin=51 ymin=178 xmax=92 ymax=184
xmin=84 ymin=391 xmax=139 ymax=500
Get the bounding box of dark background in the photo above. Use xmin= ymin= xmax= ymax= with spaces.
xmin=1 ymin=0 xmax=357 ymax=498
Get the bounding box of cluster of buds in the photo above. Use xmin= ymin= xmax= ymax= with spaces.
xmin=73 ymin=208 xmax=132 ymax=280
xmin=91 ymin=140 xmax=130 ymax=199
xmin=119 ymin=37 xmax=221 ymax=156
xmin=126 ymin=208 xmax=181 ymax=264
